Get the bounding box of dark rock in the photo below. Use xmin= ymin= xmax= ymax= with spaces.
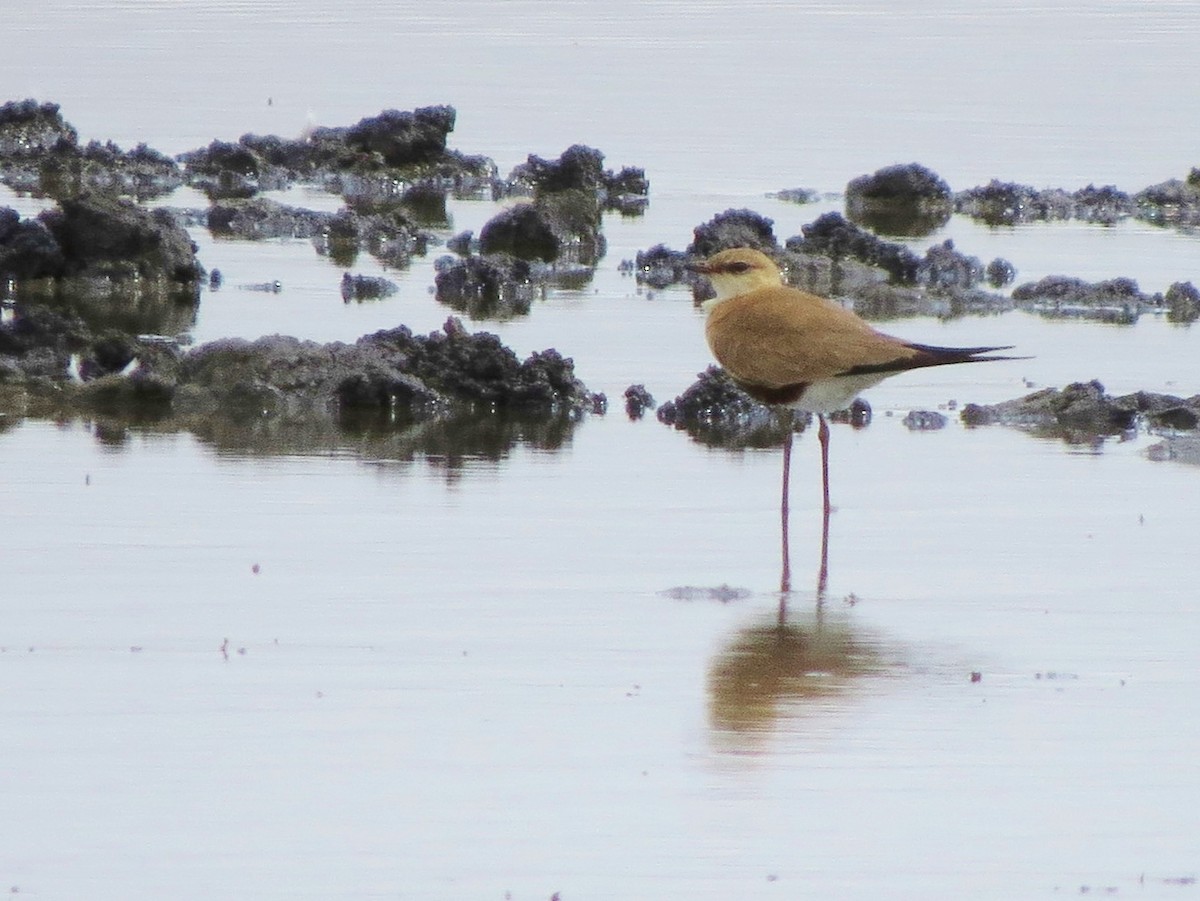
xmin=0 ymin=99 xmax=78 ymax=155
xmin=656 ymin=365 xmax=800 ymax=449
xmin=787 ymin=212 xmax=920 ymax=285
xmin=511 ymin=144 xmax=606 ymax=195
xmin=78 ymin=369 xmax=176 ymax=416
xmin=954 ymin=180 xmax=1075 ymax=225
xmin=343 ymin=106 xmax=456 ymax=167
xmin=433 ymin=254 xmax=536 ymax=319
xmin=0 ymin=101 xmax=181 ymax=200
xmin=1165 ymin=281 xmax=1200 ymax=324
xmin=986 ymin=257 xmax=1017 ymax=288
xmin=179 ymin=105 xmax=499 ymax=203
xmin=207 ymin=197 xmax=333 ymax=239
xmin=334 ymin=366 xmax=446 ymax=415
xmin=918 ymin=240 xmax=984 ymax=290
xmin=623 ymin=384 xmax=655 ymax=420
xmin=479 ymin=203 xmax=560 ymax=262
xmin=1071 ymin=184 xmax=1134 ymax=225
xmin=1134 ymin=177 xmax=1200 ymax=228
xmin=829 ymin=397 xmax=871 ymax=428
xmin=1147 ymin=406 xmax=1199 ymax=430
xmin=632 ymin=244 xmax=691 ymax=289
xmin=359 ymin=318 xmax=596 ymax=414
xmin=0 ymin=195 xmax=200 ymax=292
xmin=508 ymin=143 xmax=648 ymax=213
xmin=688 ymin=208 xmax=778 ymax=259
xmin=340 ymin=273 xmax=397 ymax=302
xmin=42 ymin=192 xmax=201 ymax=285
xmin=1011 ymin=275 xmax=1160 ymax=323
xmin=845 ymin=163 xmax=952 ymax=236
xmin=961 ymin=380 xmax=1137 ymax=435
xmin=0 ymin=214 xmax=66 ymax=279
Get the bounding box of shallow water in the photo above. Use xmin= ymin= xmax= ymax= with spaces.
xmin=4 ymin=1 xmax=1200 ymax=898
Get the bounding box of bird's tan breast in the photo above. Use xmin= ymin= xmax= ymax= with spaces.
xmin=704 ymin=287 xmax=916 ymax=389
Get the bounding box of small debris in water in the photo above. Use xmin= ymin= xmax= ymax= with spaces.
xmin=970 ymin=671 xmax=982 ymax=683
xmin=661 ymin=584 xmax=751 ymax=603
xmin=251 ymin=563 xmax=261 ymax=575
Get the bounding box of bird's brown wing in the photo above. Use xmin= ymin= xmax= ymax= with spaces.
xmin=705 ymin=287 xmax=915 ymax=389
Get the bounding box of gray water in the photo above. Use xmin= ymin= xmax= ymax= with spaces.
xmin=3 ymin=2 xmax=1200 ymax=898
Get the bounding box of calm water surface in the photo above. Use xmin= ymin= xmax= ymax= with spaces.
xmin=3 ymin=2 xmax=1200 ymax=898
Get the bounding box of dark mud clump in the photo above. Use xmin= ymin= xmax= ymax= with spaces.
xmin=623 ymin=384 xmax=655 ymax=420
xmin=656 ymin=365 xmax=800 ymax=448
xmin=1010 ymin=275 xmax=1163 ymax=324
xmin=954 ymin=169 xmax=1200 ymax=229
xmin=479 ymin=143 xmax=644 ymax=264
xmin=0 ymin=99 xmax=182 ymax=200
xmin=171 ymin=318 xmax=602 ymax=421
xmin=1136 ymin=171 xmax=1200 ymax=228
xmin=179 ymin=105 xmax=496 ymax=201
xmin=2 ymin=308 xmax=602 ymax=455
xmin=340 ymin=273 xmax=397 ymax=302
xmin=198 ymin=196 xmax=430 ymax=269
xmin=845 ymin=162 xmax=953 ymax=236
xmin=630 ymin=244 xmax=691 ymax=290
xmin=961 ymin=380 xmax=1200 ymax=438
xmin=634 ymin=207 xmax=1015 ymax=319
xmin=438 ymin=144 xmax=647 ymax=317
xmin=433 ymin=254 xmax=536 ymax=319
xmin=688 ymin=208 xmax=779 ymax=259
xmin=1165 ymin=281 xmax=1200 ymax=324
xmin=902 ymin=409 xmax=948 ymax=431
xmin=788 ymin=211 xmax=920 ymax=284
xmin=0 ymin=195 xmax=203 ymax=346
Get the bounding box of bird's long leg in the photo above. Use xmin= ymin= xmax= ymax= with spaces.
xmin=816 ymin=414 xmax=831 ymax=598
xmin=779 ymin=409 xmax=794 ymax=596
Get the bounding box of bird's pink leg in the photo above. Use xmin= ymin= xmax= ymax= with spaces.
xmin=780 ymin=417 xmax=793 ymax=595
xmin=817 ymin=414 xmax=831 ymax=597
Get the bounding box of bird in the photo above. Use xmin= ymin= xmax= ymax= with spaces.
xmin=691 ymin=246 xmax=1019 ymax=596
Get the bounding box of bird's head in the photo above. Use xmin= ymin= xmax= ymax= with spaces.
xmin=690 ymin=248 xmax=784 ymax=304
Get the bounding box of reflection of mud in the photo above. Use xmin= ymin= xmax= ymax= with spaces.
xmin=708 ymin=607 xmax=900 ymax=750
xmin=39 ymin=408 xmax=580 ymax=473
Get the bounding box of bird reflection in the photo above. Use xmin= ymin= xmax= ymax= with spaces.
xmin=707 ymin=604 xmax=898 ymax=751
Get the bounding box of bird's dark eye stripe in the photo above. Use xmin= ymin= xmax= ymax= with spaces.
xmin=721 ymin=261 xmax=752 ymax=273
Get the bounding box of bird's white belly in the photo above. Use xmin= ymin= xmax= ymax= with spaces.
xmin=790 ymin=373 xmax=890 ymax=414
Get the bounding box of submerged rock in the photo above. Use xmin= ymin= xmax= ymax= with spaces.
xmin=902 ymin=409 xmax=948 ymax=431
